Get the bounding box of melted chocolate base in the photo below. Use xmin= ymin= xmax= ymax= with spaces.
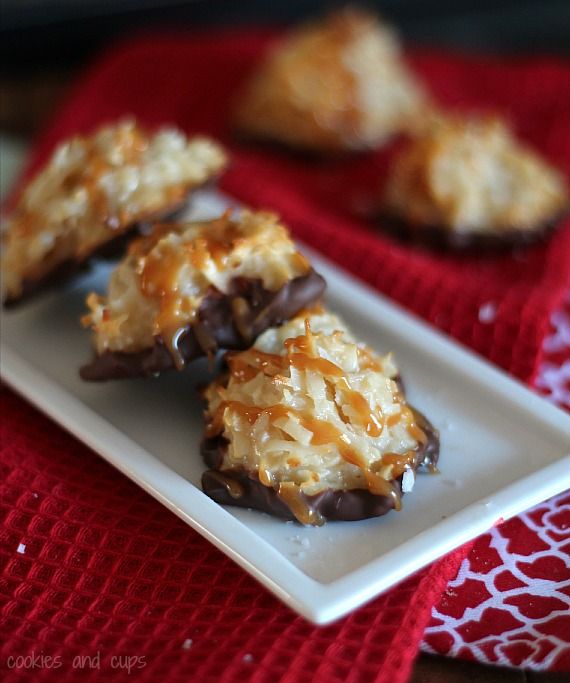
xmin=201 ymin=406 xmax=440 ymax=525
xmin=233 ymin=131 xmax=362 ymax=162
xmin=80 ymin=269 xmax=326 ymax=381
xmin=379 ymin=211 xmax=566 ymax=251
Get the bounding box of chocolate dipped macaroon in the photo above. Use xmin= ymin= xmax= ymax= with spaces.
xmin=233 ymin=8 xmax=427 ymax=154
xmin=201 ymin=309 xmax=439 ymax=526
xmin=382 ymin=115 xmax=569 ymax=249
xmin=1 ymin=119 xmax=228 ymax=305
xmin=80 ymin=210 xmax=326 ymax=380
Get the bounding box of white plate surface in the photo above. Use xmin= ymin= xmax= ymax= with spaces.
xmin=2 ymin=190 xmax=569 ymax=624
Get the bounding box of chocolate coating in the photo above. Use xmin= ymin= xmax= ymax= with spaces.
xmin=200 ymin=406 xmax=440 ymax=524
xmin=3 ymin=257 xmax=93 ymax=309
xmin=378 ymin=211 xmax=567 ymax=251
xmin=80 ymin=269 xmax=326 ymax=381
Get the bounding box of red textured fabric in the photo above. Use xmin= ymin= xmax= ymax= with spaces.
xmin=0 ymin=388 xmax=466 ymax=682
xmin=2 ymin=28 xmax=569 ymax=681
xmin=424 ymin=297 xmax=570 ymax=670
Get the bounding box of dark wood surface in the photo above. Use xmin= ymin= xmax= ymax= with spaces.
xmin=411 ymin=654 xmax=568 ymax=682
xmin=1 ymin=69 xmax=563 ymax=683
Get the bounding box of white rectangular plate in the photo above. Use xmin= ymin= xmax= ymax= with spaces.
xmin=2 ymin=189 xmax=569 ymax=624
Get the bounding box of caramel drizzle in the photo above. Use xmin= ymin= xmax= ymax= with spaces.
xmin=337 ymin=377 xmax=383 ymax=437
xmin=140 ymin=244 xmax=194 ymax=369
xmin=15 ymin=125 xmax=149 ymax=240
xmin=210 ymin=321 xmax=427 ymax=522
xmin=205 ymin=471 xmax=245 ymax=500
xmin=227 ymin=349 xmax=285 ymax=383
xmin=228 ymin=323 xmax=385 ymax=437
xmin=138 ymin=211 xmax=247 ymax=368
xmin=278 ymin=482 xmax=324 ymax=526
xmin=357 ymin=347 xmax=383 ymax=372
xmin=207 ymin=401 xmax=346 ymax=448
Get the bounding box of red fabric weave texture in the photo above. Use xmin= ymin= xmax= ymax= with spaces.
xmin=0 ymin=388 xmax=466 ymax=682
xmin=424 ymin=300 xmax=570 ymax=670
xmin=2 ymin=28 xmax=569 ymax=682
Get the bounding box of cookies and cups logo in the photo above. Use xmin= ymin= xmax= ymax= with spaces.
xmin=5 ymin=651 xmax=146 ymax=674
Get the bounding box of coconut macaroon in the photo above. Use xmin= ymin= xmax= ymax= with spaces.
xmin=1 ymin=119 xmax=228 ymax=304
xmin=80 ymin=210 xmax=326 ymax=380
xmin=233 ymin=8 xmax=427 ymax=153
xmin=382 ymin=116 xmax=569 ymax=248
xmin=201 ymin=309 xmax=439 ymax=525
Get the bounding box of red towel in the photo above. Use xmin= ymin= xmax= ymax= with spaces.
xmin=0 ymin=388 xmax=466 ymax=683
xmin=2 ymin=29 xmax=569 ymax=682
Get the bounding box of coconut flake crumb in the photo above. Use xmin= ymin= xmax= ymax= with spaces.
xmin=16 ymin=543 xmax=26 ymax=554
xmin=288 ymin=535 xmax=310 ymax=548
xmin=182 ymin=639 xmax=193 ymax=650
xmin=243 ymin=654 xmax=254 ymax=663
xmin=442 ymin=478 xmax=463 ymax=489
xmin=478 ymin=302 xmax=497 ymax=324
xmin=401 ymin=468 xmax=415 ymax=493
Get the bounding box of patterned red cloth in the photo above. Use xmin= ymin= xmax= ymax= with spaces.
xmin=1 ymin=29 xmax=569 ymax=680
xmin=424 ymin=295 xmax=570 ymax=670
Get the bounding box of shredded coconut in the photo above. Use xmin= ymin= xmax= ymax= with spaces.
xmin=384 ymin=116 xmax=568 ymax=234
xmin=2 ymin=119 xmax=227 ymax=301
xmin=204 ymin=310 xmax=424 ymax=499
xmin=234 ymin=8 xmax=426 ymax=152
xmin=82 ymin=210 xmax=311 ymax=354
